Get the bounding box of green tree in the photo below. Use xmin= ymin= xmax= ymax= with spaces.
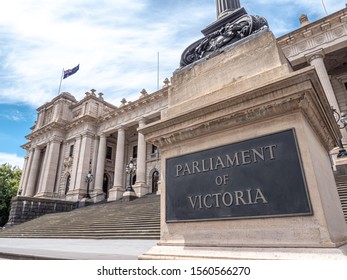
xmin=0 ymin=163 xmax=22 ymax=227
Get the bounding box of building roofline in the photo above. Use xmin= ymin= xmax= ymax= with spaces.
xmin=277 ymin=6 xmax=347 ymax=41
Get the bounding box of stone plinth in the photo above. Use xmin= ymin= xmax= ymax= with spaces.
xmin=139 ymin=30 xmax=347 ymax=259
xmin=168 ymin=31 xmax=291 ymax=118
xmin=6 ymin=196 xmax=78 ymax=226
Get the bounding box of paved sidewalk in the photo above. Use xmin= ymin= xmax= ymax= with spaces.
xmin=0 ymin=238 xmax=158 ymax=260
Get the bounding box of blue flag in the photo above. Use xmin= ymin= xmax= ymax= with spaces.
xmin=63 ymin=64 xmax=79 ymax=79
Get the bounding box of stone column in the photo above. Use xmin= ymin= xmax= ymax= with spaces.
xmin=94 ymin=134 xmax=107 ymax=194
xmin=74 ymin=132 xmax=93 ymax=197
xmin=306 ymin=50 xmax=347 ymax=142
xmin=133 ymin=118 xmax=149 ymax=197
xmin=108 ymin=127 xmax=126 ymax=201
xmin=54 ymin=141 xmax=66 ymax=195
xmin=36 ymin=139 xmax=62 ymax=197
xmin=216 ymin=0 xmax=241 ymax=19
xmin=91 ymin=135 xmax=99 ymax=187
xmin=68 ymin=135 xmax=82 ymax=198
xmin=24 ymin=147 xmax=41 ymax=197
xmin=18 ymin=150 xmax=31 ymax=195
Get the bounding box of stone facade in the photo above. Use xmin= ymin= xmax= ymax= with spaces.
xmin=277 ymin=7 xmax=347 ymax=168
xmin=16 ymin=6 xmax=347 ymax=210
xmin=18 ymin=86 xmax=168 ymax=204
xmin=139 ymin=7 xmax=347 ymax=260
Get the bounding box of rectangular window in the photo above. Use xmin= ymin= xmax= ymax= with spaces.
xmin=69 ymin=145 xmax=74 ymax=157
xmin=106 ymin=146 xmax=112 ymax=160
xmin=132 ymin=145 xmax=138 ymax=159
xmin=344 ymin=83 xmax=347 ymax=91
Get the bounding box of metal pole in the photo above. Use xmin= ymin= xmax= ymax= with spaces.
xmin=57 ymin=68 xmax=64 ymax=95
xmin=157 ymin=52 xmax=160 ymax=91
xmin=321 ymin=0 xmax=328 ymax=16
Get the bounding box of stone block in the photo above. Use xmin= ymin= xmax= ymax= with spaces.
xmin=140 ymin=30 xmax=347 ymax=259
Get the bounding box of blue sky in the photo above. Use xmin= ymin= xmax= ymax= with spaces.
xmin=0 ymin=0 xmax=345 ymax=168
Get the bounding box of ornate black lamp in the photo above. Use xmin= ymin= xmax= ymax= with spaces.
xmin=84 ymin=171 xmax=94 ymax=199
xmin=332 ymin=108 xmax=347 ymax=158
xmin=125 ymin=158 xmax=136 ymax=192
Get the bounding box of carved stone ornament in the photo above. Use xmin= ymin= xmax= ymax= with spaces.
xmin=63 ymin=156 xmax=73 ymax=168
xmin=180 ymin=13 xmax=268 ymax=68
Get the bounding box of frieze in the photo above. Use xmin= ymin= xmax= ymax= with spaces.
xmin=280 ymin=23 xmax=347 ymax=58
xmin=97 ymin=96 xmax=168 ymax=134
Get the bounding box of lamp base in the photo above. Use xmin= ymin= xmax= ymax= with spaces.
xmin=122 ymin=190 xmax=137 ymax=202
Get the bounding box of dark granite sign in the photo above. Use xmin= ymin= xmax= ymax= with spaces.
xmin=166 ymin=129 xmax=312 ymax=222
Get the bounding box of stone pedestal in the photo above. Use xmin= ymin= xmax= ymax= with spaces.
xmin=122 ymin=190 xmax=137 ymax=202
xmin=139 ymin=30 xmax=347 ymax=259
xmin=108 ymin=187 xmax=125 ymax=201
xmin=133 ymin=182 xmax=150 ymax=198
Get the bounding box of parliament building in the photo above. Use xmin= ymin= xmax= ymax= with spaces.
xmin=16 ymin=6 xmax=347 ymax=213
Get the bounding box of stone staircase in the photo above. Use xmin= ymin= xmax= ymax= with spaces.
xmin=335 ymin=175 xmax=347 ymax=224
xmin=0 ymin=194 xmax=160 ymax=239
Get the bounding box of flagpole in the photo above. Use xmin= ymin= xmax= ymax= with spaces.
xmin=157 ymin=52 xmax=160 ymax=91
xmin=58 ymin=68 xmax=64 ymax=95
xmin=321 ymin=0 xmax=328 ymax=16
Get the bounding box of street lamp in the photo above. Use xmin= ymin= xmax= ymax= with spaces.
xmin=84 ymin=171 xmax=94 ymax=199
xmin=126 ymin=158 xmax=137 ymax=192
xmin=332 ymin=108 xmax=347 ymax=158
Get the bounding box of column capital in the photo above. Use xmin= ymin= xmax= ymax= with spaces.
xmin=79 ymin=131 xmax=95 ymax=138
xmin=137 ymin=117 xmax=147 ymax=128
xmin=49 ymin=136 xmax=64 ymax=144
xmin=117 ymin=126 xmax=126 ymax=132
xmin=98 ymin=132 xmax=108 ymax=139
xmin=305 ymin=49 xmax=325 ymax=64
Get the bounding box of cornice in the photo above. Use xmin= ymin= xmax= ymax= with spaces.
xmin=277 ymin=7 xmax=347 ymax=62
xmin=66 ymin=114 xmax=98 ymax=129
xmin=70 ymin=93 xmax=117 ymax=110
xmin=99 ymin=87 xmax=169 ymax=122
xmin=37 ymin=92 xmax=77 ymax=111
xmin=26 ymin=122 xmax=67 ymax=141
xmin=141 ymin=67 xmax=340 ymax=151
xmin=277 ymin=7 xmax=347 ymax=44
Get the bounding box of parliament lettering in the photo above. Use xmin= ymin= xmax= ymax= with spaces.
xmin=175 ymin=144 xmax=277 ymax=177
xmin=175 ymin=144 xmax=277 ymax=210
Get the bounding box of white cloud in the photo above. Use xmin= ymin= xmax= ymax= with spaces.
xmin=0 ymin=0 xmax=345 ymax=107
xmin=0 ymin=110 xmax=26 ymax=122
xmin=0 ymin=0 xmax=216 ymax=107
xmin=0 ymin=152 xmax=24 ymax=168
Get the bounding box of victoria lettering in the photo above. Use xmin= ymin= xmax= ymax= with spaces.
xmin=188 ymin=188 xmax=268 ymax=210
xmin=176 ymin=145 xmax=277 ymax=177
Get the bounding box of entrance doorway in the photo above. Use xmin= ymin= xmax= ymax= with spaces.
xmin=65 ymin=175 xmax=71 ymax=195
xmin=152 ymin=171 xmax=159 ymax=193
xmin=103 ymin=173 xmax=110 ymax=199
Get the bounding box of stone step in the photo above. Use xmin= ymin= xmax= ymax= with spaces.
xmin=0 ymin=194 xmax=160 ymax=239
xmin=335 ymin=176 xmax=347 ymax=223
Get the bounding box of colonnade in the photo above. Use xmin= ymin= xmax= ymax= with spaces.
xmin=306 ymin=49 xmax=347 ymax=142
xmin=19 ymin=118 xmax=151 ymax=201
